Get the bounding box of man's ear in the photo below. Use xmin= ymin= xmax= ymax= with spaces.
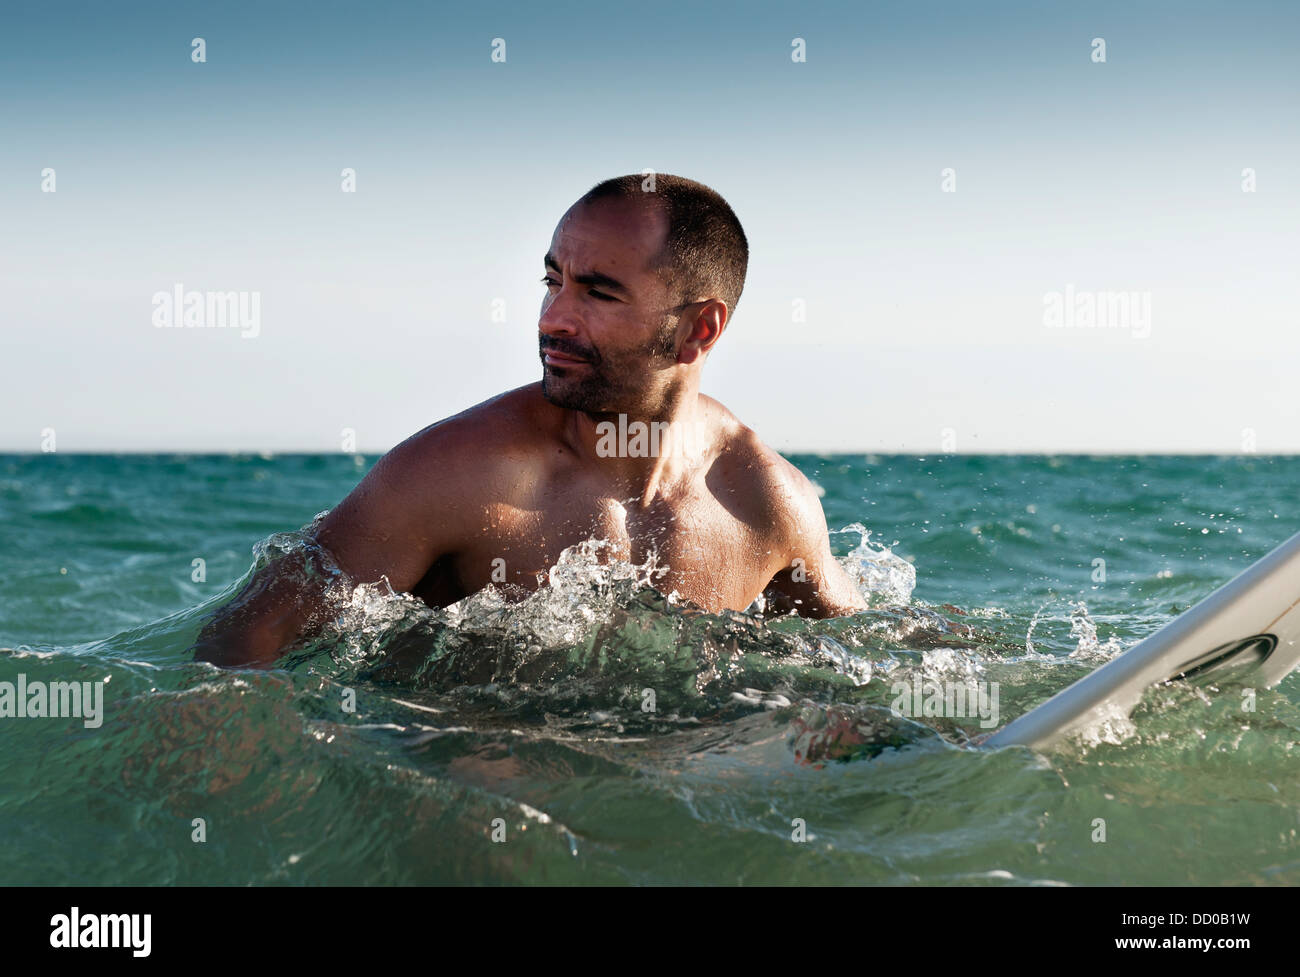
xmin=676 ymin=299 xmax=728 ymax=365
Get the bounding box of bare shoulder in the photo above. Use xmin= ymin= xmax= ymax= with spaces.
xmin=314 ymin=384 xmax=559 ymax=578
xmin=318 ymin=384 xmax=558 ymax=548
xmin=700 ymin=395 xmax=824 ymax=532
xmin=382 ymin=383 xmax=557 ymax=485
xmin=700 ymin=397 xmax=863 ymax=617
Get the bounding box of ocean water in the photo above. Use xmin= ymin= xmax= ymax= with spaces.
xmin=2 ymin=452 xmax=1298 ymax=885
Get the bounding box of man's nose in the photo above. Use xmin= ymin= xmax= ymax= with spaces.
xmin=538 ymin=283 xmax=580 ymax=336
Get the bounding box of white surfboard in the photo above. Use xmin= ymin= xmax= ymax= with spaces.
xmin=984 ymin=530 xmax=1300 ymax=752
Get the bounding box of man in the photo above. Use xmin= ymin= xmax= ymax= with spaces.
xmin=194 ymin=173 xmax=866 ymax=668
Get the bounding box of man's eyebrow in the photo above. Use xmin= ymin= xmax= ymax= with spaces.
xmin=543 ymin=252 xmax=631 ymax=295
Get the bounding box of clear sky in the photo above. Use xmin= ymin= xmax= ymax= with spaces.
xmin=3 ymin=0 xmax=1297 ymax=453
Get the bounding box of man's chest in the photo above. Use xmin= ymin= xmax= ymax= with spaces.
xmin=446 ymin=486 xmax=782 ymax=613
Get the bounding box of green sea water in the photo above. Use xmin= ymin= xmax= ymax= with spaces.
xmin=1 ymin=452 xmax=1298 ymax=884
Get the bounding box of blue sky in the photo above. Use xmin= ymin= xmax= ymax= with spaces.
xmin=3 ymin=0 xmax=1297 ymax=452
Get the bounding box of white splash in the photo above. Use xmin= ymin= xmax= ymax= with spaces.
xmin=836 ymin=522 xmax=917 ymax=604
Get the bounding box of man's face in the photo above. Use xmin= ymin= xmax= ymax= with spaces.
xmin=539 ymin=195 xmax=683 ymax=414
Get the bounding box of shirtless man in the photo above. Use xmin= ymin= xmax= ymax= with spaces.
xmin=194 ymin=173 xmax=866 ymax=668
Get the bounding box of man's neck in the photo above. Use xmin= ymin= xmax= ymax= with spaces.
xmin=563 ymin=384 xmax=711 ymax=508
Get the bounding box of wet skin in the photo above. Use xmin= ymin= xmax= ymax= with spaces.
xmin=194 ymin=194 xmax=866 ymax=668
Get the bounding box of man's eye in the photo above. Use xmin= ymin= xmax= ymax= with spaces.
xmin=540 ymin=276 xmax=617 ymax=302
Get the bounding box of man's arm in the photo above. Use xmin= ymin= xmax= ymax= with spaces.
xmin=759 ymin=465 xmax=868 ymax=619
xmin=192 ymin=427 xmax=469 ymax=668
xmin=189 ymin=546 xmax=337 ymax=669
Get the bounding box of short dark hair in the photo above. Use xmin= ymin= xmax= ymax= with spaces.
xmin=579 ymin=173 xmax=749 ymax=318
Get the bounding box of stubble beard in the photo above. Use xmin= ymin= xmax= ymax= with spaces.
xmin=540 ymin=320 xmax=678 ymax=414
